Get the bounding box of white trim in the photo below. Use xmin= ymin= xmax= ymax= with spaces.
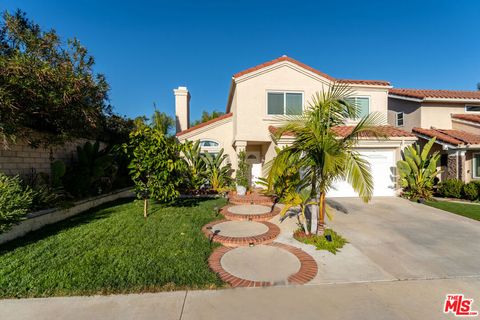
xmin=389 ymin=94 xmax=480 ymax=104
xmin=266 ymin=90 xmax=304 ymax=116
xmin=425 ymin=98 xmax=480 ymax=103
xmin=388 ymin=94 xmax=423 ymax=102
xmin=451 ymin=118 xmax=480 ymax=128
xmin=395 ymin=112 xmax=404 ymax=127
xmin=465 ymin=105 xmax=480 ymax=113
xmin=473 ymin=153 xmax=480 ymax=179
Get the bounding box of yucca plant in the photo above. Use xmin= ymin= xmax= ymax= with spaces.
xmin=202 ymin=149 xmax=233 ymax=193
xmin=397 ymin=137 xmax=440 ymax=200
xmin=183 ymin=140 xmax=207 ymax=189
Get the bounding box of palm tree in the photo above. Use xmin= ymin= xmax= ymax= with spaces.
xmin=279 ymin=188 xmax=318 ymax=236
xmin=270 ymin=83 xmax=385 ymax=234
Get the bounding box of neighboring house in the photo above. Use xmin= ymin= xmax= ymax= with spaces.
xmin=388 ymin=89 xmax=480 ymax=182
xmin=175 ymin=56 xmax=417 ymax=197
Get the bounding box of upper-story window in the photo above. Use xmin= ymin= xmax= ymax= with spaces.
xmin=199 ymin=140 xmax=219 ymax=147
xmin=466 ymin=105 xmax=480 ymax=112
xmin=267 ymin=92 xmax=303 ymax=115
xmin=396 ymin=112 xmax=404 ymax=127
xmin=345 ymin=97 xmax=370 ymax=119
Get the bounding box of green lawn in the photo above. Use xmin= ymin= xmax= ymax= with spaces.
xmin=425 ymin=200 xmax=480 ymax=221
xmin=0 ymin=197 xmax=227 ymax=298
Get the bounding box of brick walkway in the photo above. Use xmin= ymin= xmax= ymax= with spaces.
xmin=202 ymin=195 xmax=318 ymax=287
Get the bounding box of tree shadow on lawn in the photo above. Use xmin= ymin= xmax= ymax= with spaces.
xmin=165 ymin=197 xmax=216 ymax=208
xmin=0 ymin=197 xmax=135 ymax=254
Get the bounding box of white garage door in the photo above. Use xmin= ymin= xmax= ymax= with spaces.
xmin=328 ymin=149 xmax=396 ymax=197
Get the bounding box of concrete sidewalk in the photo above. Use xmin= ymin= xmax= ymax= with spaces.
xmin=2 ymin=277 xmax=479 ymax=320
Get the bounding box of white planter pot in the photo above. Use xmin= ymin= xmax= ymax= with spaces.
xmin=236 ymin=185 xmax=247 ymax=196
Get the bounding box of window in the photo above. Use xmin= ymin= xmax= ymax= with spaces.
xmin=199 ymin=140 xmax=219 ymax=147
xmin=345 ymin=97 xmax=370 ymax=119
xmin=267 ymin=92 xmax=303 ymax=115
xmin=396 ymin=112 xmax=404 ymax=127
xmin=466 ymin=105 xmax=480 ymax=112
xmin=201 ymin=152 xmax=219 ymax=159
xmin=473 ymin=153 xmax=480 ymax=179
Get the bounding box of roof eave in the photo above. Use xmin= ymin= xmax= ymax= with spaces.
xmin=388 ymin=94 xmax=423 ymax=102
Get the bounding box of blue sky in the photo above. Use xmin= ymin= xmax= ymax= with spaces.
xmin=2 ymin=0 xmax=479 ymax=122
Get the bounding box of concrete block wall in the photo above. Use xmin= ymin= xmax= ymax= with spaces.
xmin=0 ymin=188 xmax=134 ymax=245
xmin=0 ymin=138 xmax=91 ymax=176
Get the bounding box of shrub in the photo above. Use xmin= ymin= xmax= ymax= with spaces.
xmin=236 ymin=151 xmax=249 ymax=188
xmin=0 ymin=173 xmax=34 ymax=233
xmin=293 ymin=228 xmax=347 ymax=254
xmin=64 ymin=141 xmax=117 ymax=197
xmin=463 ymin=182 xmax=479 ymax=201
xmin=438 ymin=179 xmax=464 ymax=198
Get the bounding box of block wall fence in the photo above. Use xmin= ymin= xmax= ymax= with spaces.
xmin=0 ymin=138 xmax=92 ymax=176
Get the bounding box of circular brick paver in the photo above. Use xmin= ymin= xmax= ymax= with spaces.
xmin=228 ymin=204 xmax=271 ymax=215
xmin=228 ymin=193 xmax=274 ymax=206
xmin=221 ymin=204 xmax=280 ymax=221
xmin=208 ymin=242 xmax=318 ymax=287
xmin=202 ymin=219 xmax=280 ymax=247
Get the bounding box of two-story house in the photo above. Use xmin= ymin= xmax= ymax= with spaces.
xmin=175 ymin=56 xmax=417 ymax=197
xmin=388 ymin=89 xmax=480 ymax=183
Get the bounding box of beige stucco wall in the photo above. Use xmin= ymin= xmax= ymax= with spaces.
xmin=234 ymin=62 xmax=390 ymax=142
xmin=420 ymin=103 xmax=480 ymax=129
xmin=452 ymin=120 xmax=480 ymax=134
xmin=387 ymin=98 xmax=421 ymax=132
xmin=177 ymin=119 xmax=237 ymax=169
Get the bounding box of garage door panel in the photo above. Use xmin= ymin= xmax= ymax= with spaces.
xmin=328 ymin=149 xmax=396 ymax=198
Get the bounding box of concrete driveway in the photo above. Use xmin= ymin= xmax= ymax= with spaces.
xmin=2 ymin=197 xmax=480 ymax=320
xmin=326 ymin=197 xmax=480 ymax=280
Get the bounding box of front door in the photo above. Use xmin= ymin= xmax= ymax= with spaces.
xmin=246 ymin=151 xmax=262 ymax=187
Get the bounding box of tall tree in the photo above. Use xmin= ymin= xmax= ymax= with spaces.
xmin=151 ymin=109 xmax=174 ymax=135
xmin=123 ymin=127 xmax=186 ymax=218
xmin=191 ymin=110 xmax=225 ymax=126
xmin=0 ymin=10 xmax=111 ymax=146
xmin=269 ymin=84 xmax=384 ymax=234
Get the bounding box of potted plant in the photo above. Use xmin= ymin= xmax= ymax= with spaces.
xmin=235 ymin=151 xmax=249 ymax=196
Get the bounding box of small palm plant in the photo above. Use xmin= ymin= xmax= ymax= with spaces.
xmin=397 ymin=137 xmax=440 ymax=200
xmin=271 ymin=83 xmax=385 ymax=234
xmin=202 ymin=149 xmax=233 ymax=193
xmin=279 ymin=188 xmax=322 ymax=236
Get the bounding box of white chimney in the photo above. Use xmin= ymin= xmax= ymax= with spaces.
xmin=174 ymin=86 xmax=190 ymax=133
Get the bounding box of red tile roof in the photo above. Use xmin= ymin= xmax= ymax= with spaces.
xmin=452 ymin=114 xmax=480 ymax=124
xmin=331 ymin=125 xmax=416 ymax=138
xmin=176 ymin=113 xmax=233 ymax=137
xmin=268 ymin=125 xmax=415 ymax=138
xmin=389 ymin=88 xmax=480 ymax=100
xmin=413 ymin=127 xmax=480 ymax=146
xmin=234 ymin=56 xmax=390 ymax=86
